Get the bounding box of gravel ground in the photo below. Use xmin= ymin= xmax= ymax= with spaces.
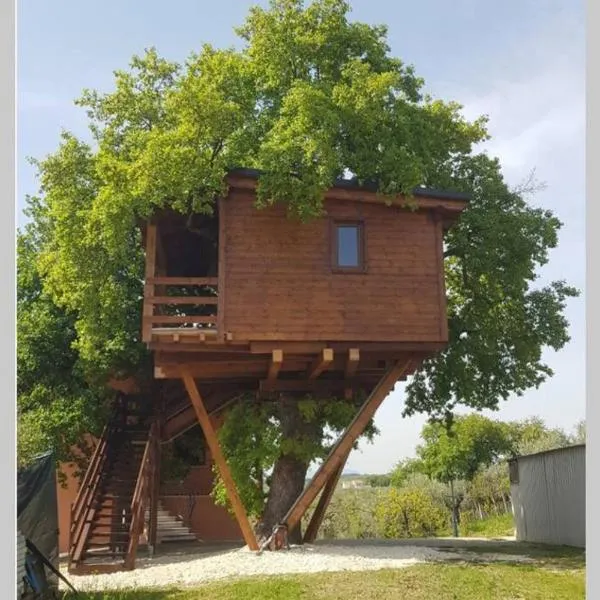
xmin=60 ymin=542 xmax=531 ymax=592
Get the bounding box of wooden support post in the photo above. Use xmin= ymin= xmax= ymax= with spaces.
xmin=142 ymin=224 xmax=157 ymax=343
xmin=303 ymin=447 xmax=351 ymax=543
xmin=308 ymin=348 xmax=334 ymax=380
xmin=344 ymin=349 xmax=360 ymax=398
xmin=181 ymin=371 xmax=259 ymax=551
xmin=276 ymin=360 xmax=412 ymax=540
xmin=344 ymin=348 xmax=360 ymax=379
xmin=267 ymin=350 xmax=283 ymax=382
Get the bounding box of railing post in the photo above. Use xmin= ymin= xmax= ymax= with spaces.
xmin=142 ymin=223 xmax=157 ymax=343
xmin=68 ymin=502 xmax=74 ymax=564
xmin=149 ymin=422 xmax=160 ymax=555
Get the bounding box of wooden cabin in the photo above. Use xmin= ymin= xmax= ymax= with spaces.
xmin=66 ymin=168 xmax=468 ymax=574
xmin=144 ymin=168 xmax=467 ymax=396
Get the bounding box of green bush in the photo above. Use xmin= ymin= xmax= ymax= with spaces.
xmin=374 ymin=487 xmax=448 ymax=538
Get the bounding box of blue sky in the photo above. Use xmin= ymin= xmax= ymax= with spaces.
xmin=18 ymin=0 xmax=585 ymax=473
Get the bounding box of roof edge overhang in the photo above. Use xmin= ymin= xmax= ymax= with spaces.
xmin=227 ymin=167 xmax=469 ymax=229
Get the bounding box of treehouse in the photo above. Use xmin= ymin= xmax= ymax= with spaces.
xmin=66 ymin=168 xmax=468 ymax=574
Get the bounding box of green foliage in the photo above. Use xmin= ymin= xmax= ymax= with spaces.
xmin=375 ymin=487 xmax=448 ymax=538
xmin=17 ymin=228 xmax=109 ymax=468
xmin=213 ymin=394 xmax=378 ymax=516
xmin=405 ymin=162 xmax=579 ymax=420
xmin=507 ymin=416 xmax=575 ymax=455
xmin=365 ymin=474 xmax=391 ymax=488
xmin=19 ymin=0 xmax=577 ymax=497
xmin=212 ymin=399 xmax=280 ymax=517
xmin=416 ymin=414 xmax=514 ymax=484
xmin=459 ymin=512 xmax=515 ymax=538
xmin=390 ymin=458 xmax=425 ymax=487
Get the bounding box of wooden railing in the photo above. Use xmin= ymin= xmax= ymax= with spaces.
xmin=69 ymin=421 xmax=114 ymax=565
xmin=124 ymin=420 xmax=160 ymax=570
xmin=142 ymin=277 xmax=219 ymax=342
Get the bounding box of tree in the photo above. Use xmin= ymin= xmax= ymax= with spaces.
xmin=19 ymin=0 xmax=577 ymax=542
xmin=17 ymin=225 xmax=107 ymax=472
xmin=572 ymin=420 xmax=586 ymax=444
xmin=389 ymin=458 xmax=424 ymax=488
xmin=416 ymin=414 xmax=514 ymax=535
xmin=507 ymin=416 xmax=573 ymax=455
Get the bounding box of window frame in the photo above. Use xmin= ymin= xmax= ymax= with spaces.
xmin=331 ymin=220 xmax=366 ymax=273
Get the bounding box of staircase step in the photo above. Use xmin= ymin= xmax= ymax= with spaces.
xmin=159 ymin=535 xmax=197 ymax=543
xmin=88 ymin=530 xmax=131 ymax=537
xmin=85 ymin=541 xmax=129 ymax=548
xmin=81 ymin=550 xmax=127 ymax=561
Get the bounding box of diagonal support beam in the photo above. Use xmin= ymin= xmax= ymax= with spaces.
xmin=307 ymin=348 xmax=334 ymax=380
xmin=181 ymin=371 xmax=259 ymax=550
xmin=303 ymin=446 xmax=351 ymax=543
xmin=273 ymin=359 xmax=413 ymax=544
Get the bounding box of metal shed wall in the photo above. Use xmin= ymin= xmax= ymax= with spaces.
xmin=510 ymin=444 xmax=585 ymax=547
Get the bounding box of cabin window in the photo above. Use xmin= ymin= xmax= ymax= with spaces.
xmin=332 ymin=221 xmax=365 ymax=271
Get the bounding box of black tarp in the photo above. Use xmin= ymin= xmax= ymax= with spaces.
xmin=17 ymin=452 xmax=59 ymax=589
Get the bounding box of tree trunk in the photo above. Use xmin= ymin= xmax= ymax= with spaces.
xmin=450 ymin=480 xmax=459 ymax=537
xmin=254 ymin=395 xmax=322 ymax=544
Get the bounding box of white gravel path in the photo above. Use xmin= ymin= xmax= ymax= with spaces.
xmin=61 ymin=542 xmax=533 ymax=592
xmin=61 ymin=544 xmax=450 ymax=591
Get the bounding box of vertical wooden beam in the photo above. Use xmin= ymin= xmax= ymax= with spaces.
xmin=142 ymin=224 xmax=157 ymax=343
xmin=217 ymin=197 xmax=227 ymax=338
xmin=267 ymin=349 xmax=283 ymax=382
xmin=303 ymin=447 xmax=351 ymax=543
xmin=344 ymin=348 xmax=360 ymax=379
xmin=308 ymin=348 xmax=334 ymax=380
xmin=280 ymin=360 xmax=412 ymax=537
xmin=181 ymin=371 xmax=259 ymax=550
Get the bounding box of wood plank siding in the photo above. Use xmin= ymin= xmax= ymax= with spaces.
xmin=222 ymin=191 xmax=446 ymax=343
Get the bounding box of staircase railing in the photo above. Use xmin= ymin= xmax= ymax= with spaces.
xmin=124 ymin=420 xmax=159 ymax=570
xmin=68 ymin=420 xmax=114 ymax=566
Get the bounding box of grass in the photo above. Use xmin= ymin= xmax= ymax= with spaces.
xmin=438 ymin=541 xmax=586 ymax=571
xmin=62 ymin=547 xmax=585 ymax=600
xmin=460 ymin=512 xmax=515 ymax=538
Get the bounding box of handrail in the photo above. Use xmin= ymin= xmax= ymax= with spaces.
xmin=69 ymin=425 xmax=112 ymax=564
xmin=69 ymin=404 xmax=122 ymax=565
xmin=124 ymin=420 xmax=159 ymax=570
xmin=71 ymin=425 xmax=109 ymax=522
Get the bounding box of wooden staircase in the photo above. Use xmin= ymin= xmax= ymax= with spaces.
xmin=68 ymin=398 xmax=160 ymax=574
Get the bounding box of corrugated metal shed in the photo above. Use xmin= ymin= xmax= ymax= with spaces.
xmin=17 ymin=529 xmax=26 ymax=597
xmin=509 ymin=444 xmax=585 ymax=547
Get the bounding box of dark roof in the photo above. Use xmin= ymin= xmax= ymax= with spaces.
xmin=508 ymin=443 xmax=586 ymax=463
xmin=228 ymin=167 xmax=471 ymax=203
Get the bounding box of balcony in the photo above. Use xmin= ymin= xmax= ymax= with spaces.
xmin=142 ymin=277 xmax=220 ymax=344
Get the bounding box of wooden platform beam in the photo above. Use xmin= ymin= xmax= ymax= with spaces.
xmin=303 ymin=447 xmax=351 ymax=543
xmin=181 ymin=371 xmax=259 ymax=551
xmin=270 ymin=359 xmax=413 ymax=545
xmin=259 ymin=378 xmax=381 ymax=394
xmin=307 ymin=348 xmax=334 ymax=380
